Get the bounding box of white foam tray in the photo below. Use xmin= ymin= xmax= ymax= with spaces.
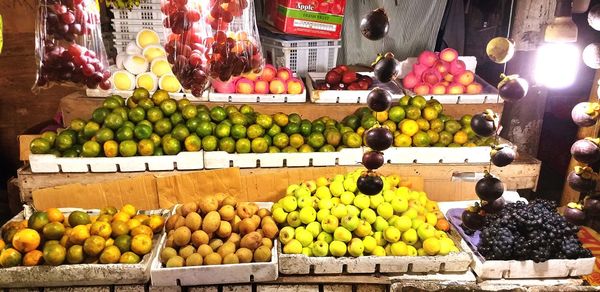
xmin=278 ymin=227 xmax=472 ymax=275
xmin=29 ymin=151 xmax=204 ymax=173
xmin=86 ymin=88 xmax=209 ymax=101
xmin=202 ymin=148 xmax=363 ymax=169
xmin=150 ymin=202 xmax=278 ymax=286
xmin=208 ymin=88 xmax=307 ymax=103
xmin=0 ymin=207 xmax=168 ymax=288
xmin=307 ymin=72 xmax=403 ymax=104
xmin=383 ymin=145 xmax=491 ymax=164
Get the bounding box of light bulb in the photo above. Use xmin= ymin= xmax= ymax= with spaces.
xmin=535 ymin=43 xmax=579 ymax=89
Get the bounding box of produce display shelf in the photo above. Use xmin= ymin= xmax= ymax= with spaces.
xmin=277 ymin=225 xmax=472 ymax=275
xmin=307 ymin=72 xmax=403 ymax=104
xmin=0 ymin=207 xmax=168 ymax=288
xmin=207 ymin=88 xmax=307 ymax=103
xmin=446 ymin=207 xmax=595 ymax=279
xmin=150 ymin=203 xmax=279 ymax=286
xmin=86 ymin=88 xmax=209 ymax=101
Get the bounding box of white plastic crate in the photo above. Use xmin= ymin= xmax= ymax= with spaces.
xmin=113 ymin=32 xmax=166 ymax=43
xmin=260 ymin=30 xmax=341 ymax=77
xmin=112 ymin=19 xmax=165 ymax=34
xmin=111 ymin=4 xmax=162 ymax=20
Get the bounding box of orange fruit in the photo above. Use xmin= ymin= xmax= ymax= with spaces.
xmin=97 ymin=214 xmax=113 ymax=223
xmin=99 ymin=245 xmax=121 ymax=264
xmin=435 ymin=219 xmax=451 ymax=232
xmin=453 ymin=131 xmax=468 ymax=145
xmin=69 ymin=225 xmax=90 ymax=245
xmin=28 ymin=212 xmax=49 ymax=232
xmin=0 ymin=239 xmax=6 ymax=250
xmin=133 ymin=214 xmax=150 ymax=222
xmin=83 ymin=235 xmax=106 ymax=257
xmin=66 ymin=245 xmax=84 ymax=264
xmin=42 ymin=222 xmax=66 ymax=240
xmin=68 ymin=211 xmax=91 ymax=227
xmin=90 ymin=221 xmax=112 ymax=239
xmin=46 ymin=208 xmax=64 ymax=223
xmin=119 ymin=251 xmax=140 ymax=264
xmin=100 ymin=206 xmax=118 ymax=216
xmin=131 ymin=225 xmax=153 ymax=237
xmin=126 ymin=219 xmax=142 ymax=231
xmin=130 ymin=234 xmax=153 ymax=256
xmin=145 ymin=215 xmax=165 ymax=233
xmin=112 ymin=212 xmax=130 ymax=223
xmin=400 ymin=120 xmax=419 ymax=137
xmin=121 ymin=204 xmax=137 ymax=217
xmin=111 ymin=221 xmax=130 ymax=237
xmin=0 ymin=248 xmax=22 ymax=267
xmin=43 ymin=243 xmax=66 ymax=266
xmin=12 ymin=228 xmax=41 ymax=253
xmin=23 ymin=250 xmax=44 ymax=266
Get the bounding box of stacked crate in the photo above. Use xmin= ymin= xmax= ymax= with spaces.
xmin=110 ymin=0 xmax=165 ymax=54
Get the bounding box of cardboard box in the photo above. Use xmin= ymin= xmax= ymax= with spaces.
xmin=265 ymin=0 xmax=346 ymax=39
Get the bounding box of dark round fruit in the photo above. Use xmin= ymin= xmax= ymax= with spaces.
xmin=461 ymin=209 xmax=485 ymax=231
xmin=571 ymin=102 xmax=599 ymax=127
xmin=498 ymin=76 xmax=529 ymax=102
xmin=481 ymin=197 xmax=505 ymax=214
xmin=360 ymin=8 xmax=389 ymax=41
xmin=571 ymin=139 xmax=600 ymax=164
xmin=373 ymin=52 xmax=400 ymax=83
xmin=364 ymin=127 xmax=393 ymax=151
xmin=568 ymin=170 xmax=597 ymax=192
xmin=362 ymin=151 xmax=384 ymax=170
xmin=366 ymin=88 xmax=392 ymax=112
xmin=475 ymin=175 xmax=504 ymax=201
xmin=563 ymin=203 xmax=586 ymax=226
xmin=491 ymin=146 xmax=516 ymax=167
xmin=588 ymin=4 xmax=600 ymax=31
xmin=470 ymin=113 xmax=497 ymax=137
xmin=584 ymin=196 xmax=600 ymax=217
xmin=357 ymin=173 xmax=384 ymax=196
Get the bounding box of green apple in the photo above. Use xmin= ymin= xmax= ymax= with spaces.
xmin=280 ymin=196 xmax=298 ymax=212
xmin=348 ymin=238 xmax=364 ymax=257
xmin=341 ymin=215 xmax=360 ymax=231
xmin=294 ymin=185 xmax=311 ymax=198
xmin=439 ymin=237 xmax=455 ymax=256
xmin=312 ymin=240 xmax=329 ymax=257
xmin=383 ymin=190 xmax=395 ymax=203
xmin=329 ymin=180 xmax=345 ymax=197
xmin=373 ymin=216 xmax=389 ymax=232
xmin=417 ymin=248 xmax=427 ymax=256
xmin=377 ymin=202 xmax=394 ymax=219
xmin=354 ymin=220 xmax=372 ymax=238
xmin=395 ymin=187 xmax=409 ymax=199
xmin=302 ymin=247 xmax=313 ymax=257
xmin=295 ymin=229 xmax=314 ymax=247
xmin=402 ymin=208 xmax=418 ymax=219
xmin=271 ymin=202 xmax=282 ymax=210
xmin=383 ymin=226 xmax=401 ymax=243
xmin=340 ymin=191 xmax=355 ymax=205
xmin=283 ymin=239 xmax=303 ymax=254
xmin=329 ymin=240 xmax=347 ymax=257
xmin=417 ymin=223 xmax=436 ymax=241
xmin=272 ymin=207 xmax=288 ymax=224
xmin=315 ymin=186 xmax=332 ymax=200
xmin=387 ymin=215 xmax=400 ymax=227
xmin=295 ymin=226 xmax=305 ymax=233
xmin=370 ymin=194 xmax=384 ymax=209
xmin=279 ymin=226 xmax=295 ymax=244
xmin=411 ymin=217 xmax=425 ymax=229
xmin=287 ymin=211 xmax=302 ymax=227
xmin=360 ymin=208 xmax=377 ymax=224
xmin=331 ymin=197 xmax=341 ymax=207
xmin=298 ymin=196 xmax=315 ymax=209
xmin=302 ymin=180 xmax=317 ymax=194
xmin=321 ymin=215 xmax=339 ymax=233
xmin=435 ymin=230 xmax=448 ymax=239
xmin=402 ymin=228 xmax=418 ymax=245
xmin=333 ymin=226 xmax=352 ymax=243
xmin=371 ymin=246 xmax=386 ymax=256
xmin=418 ymin=192 xmax=428 ymax=206
xmin=346 ymin=205 xmax=360 ymax=217
xmin=333 ymin=174 xmax=345 ymax=182
xmin=390 ymin=241 xmax=408 ymax=256
xmin=286 ymin=184 xmax=300 ymax=196
xmin=317 ymin=231 xmax=333 ymax=244
xmin=362 ymin=235 xmax=377 ymax=253
xmin=317 ymin=198 xmax=333 ymax=210
xmin=382 ymin=177 xmax=390 ymax=192
xmin=425 ymin=213 xmax=438 ymax=226
xmin=343 ymin=177 xmax=357 ymax=192
xmin=331 ymin=204 xmax=348 ymax=219
xmin=391 ymin=197 xmax=409 ymax=213
xmin=394 ymin=215 xmax=412 ymax=232
xmin=387 ymin=174 xmax=400 ymax=187
xmin=373 ymin=231 xmax=387 ymax=246
xmin=384 ymin=244 xmax=392 ymax=256
xmin=306 ymin=221 xmax=322 ymax=237
xmin=299 ymin=206 xmax=317 ymax=224
xmin=316 ymin=209 xmax=331 ymax=222
xmin=316 ymin=176 xmax=329 ymax=187
xmin=353 ymin=194 xmax=371 ymax=210
xmin=422 ymin=237 xmax=441 ymax=255
xmin=425 ymin=200 xmax=439 ymax=212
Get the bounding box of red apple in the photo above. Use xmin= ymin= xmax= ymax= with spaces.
xmin=421 ymin=69 xmax=441 ymax=85
xmin=456 ymin=70 xmax=475 ymax=86
xmin=402 ymin=72 xmax=419 ymax=89
xmin=342 ymin=71 xmax=358 ymax=84
xmin=413 ymin=83 xmax=431 ymax=95
xmin=287 ymin=78 xmax=304 ymax=94
xmin=440 ymin=81 xmax=450 ymax=86
xmin=449 ymin=60 xmax=466 ymax=75
xmin=443 ymin=73 xmax=454 ymax=82
xmin=412 ymin=63 xmax=428 ymax=79
xmin=418 ymin=50 xmax=438 ymax=67
xmin=254 ymin=79 xmax=269 ymax=94
xmin=446 ymin=83 xmax=464 ymax=94
xmin=325 ymin=70 xmax=342 ymax=85
xmin=235 ymin=78 xmax=255 ymax=94
xmin=269 ymin=78 xmax=287 ymax=94
xmin=433 ymin=60 xmax=449 ymax=75
xmin=276 ymin=67 xmax=292 ymax=81
xmin=242 ymin=70 xmax=261 ymax=81
xmin=336 ymin=65 xmax=349 ymax=73
xmin=439 ymin=48 xmax=458 ymax=62
xmin=466 ymin=82 xmax=483 ymax=94
xmin=431 ymin=83 xmax=446 ymax=94
xmin=261 ymin=64 xmax=277 ymax=82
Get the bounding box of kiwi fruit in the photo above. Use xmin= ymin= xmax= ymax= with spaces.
xmin=191 ymin=230 xmax=210 ymax=247
xmin=253 ymin=245 xmax=272 ymax=262
xmin=202 ymin=211 xmax=221 ymax=233
xmin=217 ymin=241 xmax=236 ymax=258
xmin=185 ymin=253 xmax=203 ymax=266
xmin=198 ymin=197 xmax=220 ymax=214
xmin=166 ymin=255 xmax=185 ymax=267
xmin=204 ymin=252 xmax=222 ymax=265
xmin=235 ymin=248 xmax=253 ymax=263
xmin=216 ymin=221 xmax=232 ymax=238
xmin=160 ymin=247 xmax=177 ymax=264
xmin=222 ymin=196 xmax=237 ymax=207
xmin=179 ymin=245 xmax=196 ymax=259
xmin=173 ymin=226 xmax=192 ymax=247
xmin=208 ymin=238 xmax=224 ymax=251
xmin=180 ymin=202 xmax=198 ymax=217
xmin=218 ymin=205 xmax=236 ymax=221
xmin=222 ymin=253 xmax=240 ymax=264
xmin=197 ymin=244 xmax=213 ymax=257
xmin=240 ymin=231 xmax=262 ymax=250
xmin=238 ymin=218 xmax=258 ymax=235
xmin=184 ymin=212 xmax=202 ymax=231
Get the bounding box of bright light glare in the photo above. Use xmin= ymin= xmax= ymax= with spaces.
xmin=535 ymin=43 xmax=579 ymax=89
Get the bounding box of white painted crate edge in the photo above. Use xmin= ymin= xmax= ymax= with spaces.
xmin=0 ymin=207 xmax=168 ymax=288
xmin=307 ymin=72 xmax=400 ymax=104
xmin=383 ymin=145 xmax=491 ymax=164
xmin=29 ymin=151 xmax=204 ymax=173
xmin=150 ymin=202 xmax=279 ymax=286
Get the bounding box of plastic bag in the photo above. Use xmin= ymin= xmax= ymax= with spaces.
xmin=161 ymin=0 xmax=264 ymax=97
xmin=33 ymin=0 xmax=111 ymax=92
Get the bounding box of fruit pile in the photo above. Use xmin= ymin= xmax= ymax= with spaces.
xmin=471 ymin=199 xmax=591 ymax=263
xmin=159 ymin=197 xmax=276 ymax=267
xmin=0 ymin=204 xmax=164 ymax=267
xmin=402 ymin=49 xmax=482 ymax=95
xmin=273 ymin=170 xmax=458 ymax=257
xmin=215 ymin=65 xmax=304 ymax=95
xmin=36 ymin=0 xmax=111 ymax=90
xmin=314 ymin=65 xmax=374 ymax=91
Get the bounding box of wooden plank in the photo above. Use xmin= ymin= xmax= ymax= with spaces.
xmin=561 ymin=69 xmax=600 ymax=206
xmin=323 ymin=285 xmax=352 ymax=292
xmin=257 ymin=285 xmax=319 ymax=292
xmin=60 ymin=93 xmax=504 ymax=127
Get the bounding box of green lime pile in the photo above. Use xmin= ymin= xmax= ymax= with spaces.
xmin=341 ymin=95 xmax=493 ymax=147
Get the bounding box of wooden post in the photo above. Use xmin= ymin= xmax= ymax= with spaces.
xmin=561 ymin=69 xmax=600 ymax=206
